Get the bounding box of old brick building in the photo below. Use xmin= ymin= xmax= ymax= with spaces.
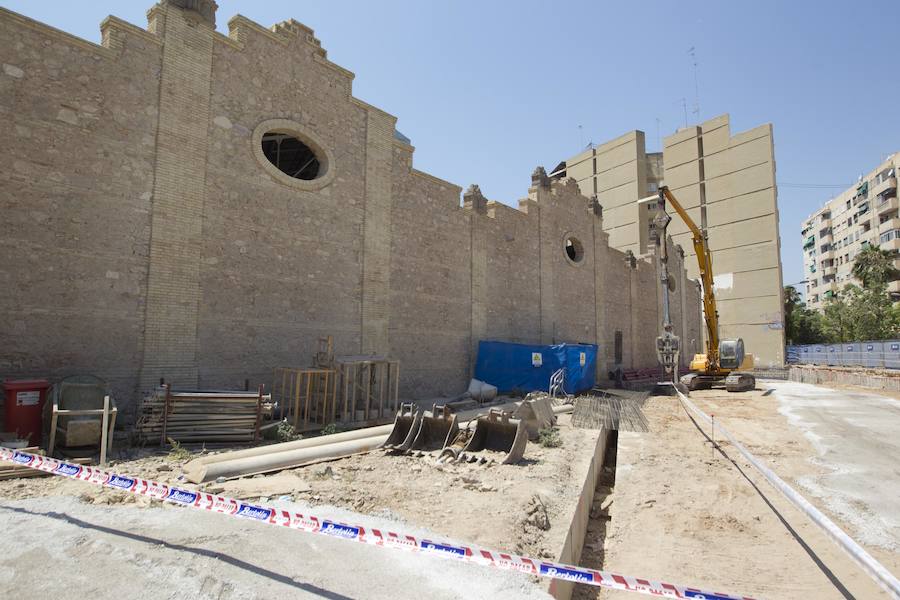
xmin=0 ymin=1 xmax=701 ymax=420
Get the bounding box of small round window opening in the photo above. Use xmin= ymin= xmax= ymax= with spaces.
xmin=565 ymin=237 xmax=585 ymax=263
xmin=261 ymin=132 xmax=321 ymax=180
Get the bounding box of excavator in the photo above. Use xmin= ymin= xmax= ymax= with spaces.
xmin=651 ymin=186 xmax=755 ymax=393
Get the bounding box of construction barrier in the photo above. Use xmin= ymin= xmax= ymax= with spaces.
xmin=786 ymin=340 xmax=900 ymax=369
xmin=0 ymin=447 xmax=754 ymax=600
xmin=673 ymin=387 xmax=900 ymax=599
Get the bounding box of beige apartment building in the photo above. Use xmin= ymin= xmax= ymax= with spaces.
xmin=554 ymin=114 xmax=786 ymax=367
xmin=802 ymin=153 xmax=899 ymax=309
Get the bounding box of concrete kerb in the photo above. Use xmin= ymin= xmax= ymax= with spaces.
xmin=545 ymin=422 xmax=610 ymax=600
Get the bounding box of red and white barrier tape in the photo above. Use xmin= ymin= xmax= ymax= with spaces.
xmin=0 ymin=447 xmax=755 ymax=600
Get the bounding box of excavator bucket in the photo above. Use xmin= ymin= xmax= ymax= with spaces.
xmin=459 ymin=409 xmax=528 ymax=465
xmin=381 ymin=403 xmax=421 ymax=452
xmin=409 ymin=404 xmax=458 ymax=454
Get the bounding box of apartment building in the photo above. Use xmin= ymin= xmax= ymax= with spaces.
xmin=802 ymin=153 xmax=899 ymax=310
xmin=553 ymin=114 xmax=785 ymax=367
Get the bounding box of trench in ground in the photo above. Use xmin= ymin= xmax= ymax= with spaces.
xmin=572 ymin=429 xmax=618 ymax=599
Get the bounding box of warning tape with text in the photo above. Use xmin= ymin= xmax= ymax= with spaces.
xmin=0 ymin=448 xmax=755 ymax=600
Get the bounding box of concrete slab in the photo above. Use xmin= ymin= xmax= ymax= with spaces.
xmin=0 ymin=495 xmax=549 ymax=600
xmin=769 ymin=380 xmax=900 ymax=552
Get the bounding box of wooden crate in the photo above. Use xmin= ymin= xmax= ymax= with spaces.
xmin=335 ymin=356 xmax=399 ymax=425
xmin=272 ymin=367 xmax=336 ymax=432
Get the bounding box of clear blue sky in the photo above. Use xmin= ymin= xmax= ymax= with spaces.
xmin=5 ymin=0 xmax=898 ymax=290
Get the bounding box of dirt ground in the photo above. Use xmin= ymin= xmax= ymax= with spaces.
xmin=4 ymin=383 xmax=899 ymax=599
xmin=573 ymin=382 xmax=900 ymax=600
xmin=0 ymin=414 xmax=601 ymax=598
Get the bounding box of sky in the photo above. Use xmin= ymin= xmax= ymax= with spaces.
xmin=4 ymin=0 xmax=898 ymax=289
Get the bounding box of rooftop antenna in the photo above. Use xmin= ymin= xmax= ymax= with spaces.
xmin=578 ymin=124 xmax=583 ymax=149
xmin=679 ymin=98 xmax=688 ymax=128
xmin=688 ymin=46 xmax=700 ymax=120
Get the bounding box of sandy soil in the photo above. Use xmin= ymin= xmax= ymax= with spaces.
xmin=574 ymin=384 xmax=899 ymax=600
xmin=0 ymin=415 xmax=602 ymax=598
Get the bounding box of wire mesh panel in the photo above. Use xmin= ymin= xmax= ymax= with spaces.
xmin=862 ymin=342 xmax=883 ymax=368
xmin=885 ymin=342 xmax=900 ymax=370
xmin=810 ymin=345 xmax=826 ymax=365
xmin=826 ymin=345 xmax=841 ymax=366
xmin=787 ymin=340 xmax=900 ymax=369
xmin=786 ymin=346 xmax=800 ymax=364
xmin=842 ymin=343 xmax=860 ymax=367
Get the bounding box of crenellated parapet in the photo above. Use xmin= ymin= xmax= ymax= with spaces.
xmin=0 ymin=1 xmax=704 ymax=407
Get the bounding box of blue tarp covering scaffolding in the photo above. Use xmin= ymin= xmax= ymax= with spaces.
xmin=473 ymin=340 xmax=598 ymax=395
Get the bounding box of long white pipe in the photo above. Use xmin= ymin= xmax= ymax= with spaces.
xmin=188 ymin=401 xmax=527 ymax=469
xmin=185 ymin=402 xmax=574 ymax=484
xmin=186 ymin=435 xmax=388 ymax=483
xmin=189 ymin=424 xmax=395 ymax=467
xmin=674 ymin=385 xmax=900 ymax=599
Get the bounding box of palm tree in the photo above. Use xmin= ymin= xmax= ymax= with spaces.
xmin=851 ymin=246 xmax=900 ymax=290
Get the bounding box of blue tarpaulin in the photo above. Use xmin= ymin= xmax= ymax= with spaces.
xmin=473 ymin=340 xmax=598 ymax=395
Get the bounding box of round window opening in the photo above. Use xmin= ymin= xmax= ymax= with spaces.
xmin=565 ymin=237 xmax=584 ymax=263
xmin=261 ymin=132 xmax=322 ymax=180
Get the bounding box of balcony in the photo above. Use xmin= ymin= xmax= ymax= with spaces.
xmin=879 ymin=217 xmax=900 ymax=233
xmin=819 ymin=278 xmax=837 ymax=292
xmin=873 ymin=176 xmax=897 ymax=198
xmin=803 ymin=235 xmax=816 ymax=250
xmin=877 ymin=195 xmax=899 ymax=215
xmin=880 ymin=237 xmax=900 ymax=252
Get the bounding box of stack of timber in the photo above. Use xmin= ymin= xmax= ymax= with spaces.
xmin=135 ymin=386 xmax=262 ymax=444
xmin=0 ymin=447 xmax=91 ymax=480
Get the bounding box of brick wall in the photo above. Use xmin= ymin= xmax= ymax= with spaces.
xmin=0 ymin=4 xmax=702 ymax=418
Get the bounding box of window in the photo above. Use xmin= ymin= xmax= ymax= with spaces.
xmin=881 ymin=230 xmax=900 ymax=244
xmin=251 ymin=118 xmax=335 ymax=191
xmin=564 ymin=236 xmax=585 ymax=263
xmin=614 ymin=331 xmax=623 ymax=364
xmin=261 ymin=133 xmax=321 ymax=180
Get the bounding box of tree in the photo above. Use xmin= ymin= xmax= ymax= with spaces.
xmin=784 ymin=285 xmax=825 ymax=344
xmin=851 ymin=246 xmax=900 ymax=290
xmin=843 ymin=283 xmax=900 ymax=341
xmin=821 ymin=292 xmax=852 ymax=342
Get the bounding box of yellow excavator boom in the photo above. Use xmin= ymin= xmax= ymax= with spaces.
xmin=659 ymin=186 xmax=720 ymax=371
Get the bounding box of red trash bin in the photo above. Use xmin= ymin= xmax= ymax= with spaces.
xmin=3 ymin=379 xmax=51 ymax=446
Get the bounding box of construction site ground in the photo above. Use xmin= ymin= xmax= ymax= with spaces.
xmin=575 ymin=380 xmax=900 ymax=600
xmin=2 ymin=381 xmax=899 ymax=599
xmin=0 ymin=413 xmax=602 ymax=599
